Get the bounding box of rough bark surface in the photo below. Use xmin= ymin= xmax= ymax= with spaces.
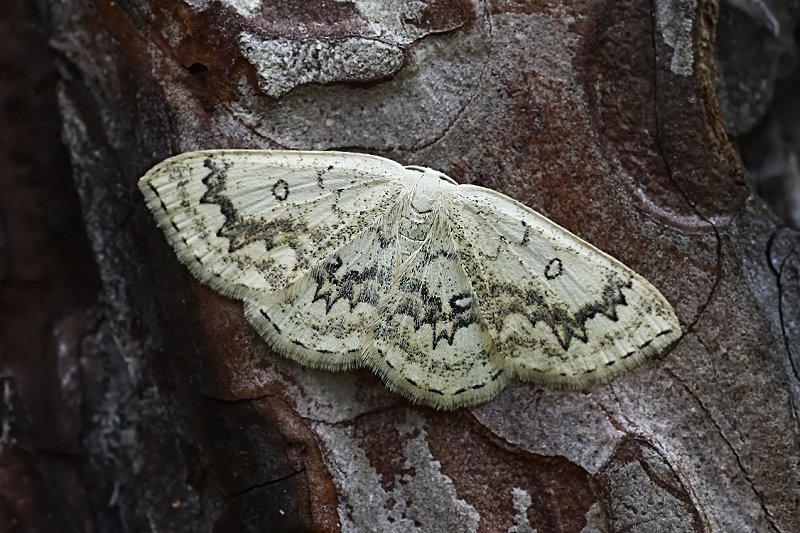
xmin=2 ymin=0 xmax=798 ymax=531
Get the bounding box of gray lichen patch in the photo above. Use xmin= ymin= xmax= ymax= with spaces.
xmin=239 ymin=32 xmax=405 ymax=98
xmin=183 ymin=0 xmax=263 ymax=17
xmin=315 ymin=413 xmax=480 ymax=532
xmin=0 ymin=379 xmax=19 ymax=448
xmin=654 ymin=0 xmax=697 ymax=76
xmin=579 ymin=503 xmax=608 ymax=533
xmin=349 ymin=0 xmax=436 ymax=42
xmin=508 ymin=487 xmax=536 ymax=533
xmin=351 ymin=0 xmax=427 ymax=39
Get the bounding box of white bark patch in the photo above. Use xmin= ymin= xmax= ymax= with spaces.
xmin=315 ymin=412 xmax=481 ymax=532
xmin=183 ymin=0 xmax=263 ymax=17
xmin=239 ymin=33 xmax=405 ymax=98
xmin=508 ymin=487 xmax=536 ymax=533
xmin=654 ymin=0 xmax=697 ymax=76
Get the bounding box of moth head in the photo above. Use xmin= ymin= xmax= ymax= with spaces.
xmin=405 ymin=165 xmax=458 ymax=185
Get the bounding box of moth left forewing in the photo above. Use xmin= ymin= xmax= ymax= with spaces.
xmin=139 ymin=150 xmax=412 ymax=302
xmin=448 ymin=185 xmax=681 ymax=387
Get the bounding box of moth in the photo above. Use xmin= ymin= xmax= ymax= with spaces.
xmin=139 ymin=150 xmax=681 ymax=409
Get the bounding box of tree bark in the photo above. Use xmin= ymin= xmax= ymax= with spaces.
xmin=2 ymin=0 xmax=797 ymax=531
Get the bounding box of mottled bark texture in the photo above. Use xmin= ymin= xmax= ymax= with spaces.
xmin=1 ymin=0 xmax=798 ymax=531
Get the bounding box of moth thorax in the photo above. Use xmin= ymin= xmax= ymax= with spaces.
xmin=410 ymin=170 xmax=447 ymax=215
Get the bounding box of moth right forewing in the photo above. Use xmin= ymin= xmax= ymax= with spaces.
xmin=448 ymin=185 xmax=681 ymax=387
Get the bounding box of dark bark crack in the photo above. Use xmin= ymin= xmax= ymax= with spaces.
xmin=647 ymin=0 xmax=723 ymax=341
xmin=228 ymin=467 xmax=306 ymax=498
xmin=665 ymin=368 xmax=783 ymax=533
xmin=411 ymin=2 xmax=494 ymax=151
xmin=765 ymin=231 xmax=800 ymax=384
